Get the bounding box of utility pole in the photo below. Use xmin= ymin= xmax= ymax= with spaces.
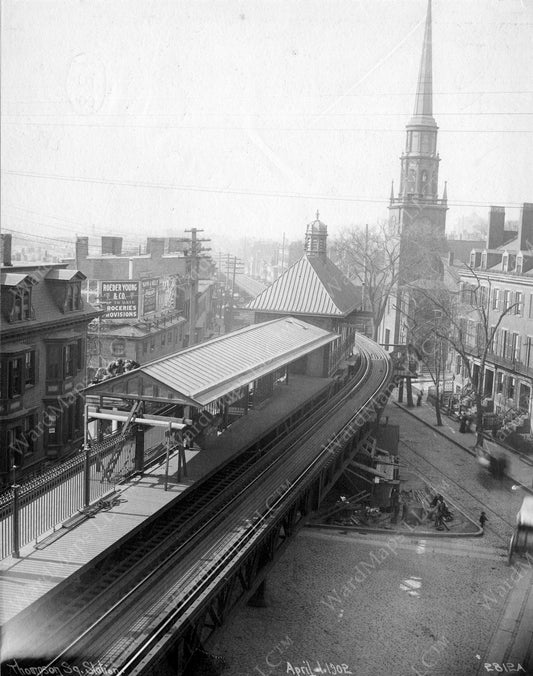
xmin=184 ymin=228 xmax=211 ymax=346
xmin=223 ymin=253 xmax=243 ymax=333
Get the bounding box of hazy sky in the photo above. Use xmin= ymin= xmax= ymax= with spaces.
xmin=2 ymin=0 xmax=532 ymax=252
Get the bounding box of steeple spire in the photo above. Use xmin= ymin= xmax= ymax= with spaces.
xmin=410 ymin=0 xmax=436 ymax=127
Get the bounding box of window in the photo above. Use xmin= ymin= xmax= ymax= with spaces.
xmin=167 ymin=330 xmax=172 ymax=344
xmin=8 ymin=358 xmax=23 ymax=397
xmin=502 ymin=253 xmax=508 ymax=272
xmin=527 ymin=337 xmax=533 ymax=368
xmin=496 ymin=372 xmax=504 ymax=394
xmin=24 ymin=351 xmax=36 ymax=387
xmin=503 ymin=290 xmax=511 ymax=311
xmin=515 ymin=291 xmax=523 ymax=315
xmin=508 ymin=377 xmax=515 ymax=400
xmin=142 ymin=341 xmax=147 ymax=354
xmin=149 ymin=335 xmax=155 ymax=350
xmin=63 ymin=344 xmax=75 ymax=377
xmin=501 ymin=330 xmax=508 ymax=359
xmin=12 ymin=287 xmax=32 ymax=321
xmin=529 ymin=294 xmax=533 ymax=319
xmin=46 ymin=344 xmax=61 ymax=380
xmin=161 ymin=331 xmax=166 ymax=346
xmin=492 ymin=288 xmax=499 ymax=310
xmin=513 ymin=333 xmax=521 ymax=362
xmin=76 ymin=338 xmax=84 ymax=372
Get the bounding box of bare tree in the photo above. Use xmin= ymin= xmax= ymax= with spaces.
xmin=401 ymin=269 xmax=519 ymax=445
xmin=330 ymin=221 xmax=401 ymax=341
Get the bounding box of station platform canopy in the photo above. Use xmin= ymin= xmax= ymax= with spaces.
xmin=84 ymin=317 xmax=338 ymax=409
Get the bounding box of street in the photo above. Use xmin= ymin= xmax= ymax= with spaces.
xmin=212 ymin=402 xmax=530 ymax=676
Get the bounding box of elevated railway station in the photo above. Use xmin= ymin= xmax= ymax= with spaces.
xmin=0 ymin=320 xmax=393 ymax=675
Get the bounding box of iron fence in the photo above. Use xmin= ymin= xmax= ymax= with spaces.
xmin=0 ymin=429 xmax=138 ymax=560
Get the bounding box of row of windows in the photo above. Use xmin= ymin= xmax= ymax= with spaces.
xmin=462 ymin=284 xmax=532 ymax=318
xmin=1 ymin=339 xmax=86 ymax=398
xmin=141 ymin=326 xmax=184 ymax=354
xmin=1 ymin=401 xmax=84 ymax=472
xmin=5 ymin=282 xmax=83 ymax=323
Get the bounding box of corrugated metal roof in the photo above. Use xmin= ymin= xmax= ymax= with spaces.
xmin=246 ymin=256 xmax=361 ymax=317
xmin=85 ymin=317 xmax=337 ymax=406
xmin=233 ymin=274 xmax=267 ymax=298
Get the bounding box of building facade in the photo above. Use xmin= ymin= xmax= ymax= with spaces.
xmin=0 ymin=235 xmax=102 ymax=485
xmin=67 ymin=235 xmax=216 ymax=377
xmin=455 ymin=204 xmax=533 ymax=436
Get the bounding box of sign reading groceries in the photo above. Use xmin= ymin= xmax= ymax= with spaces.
xmin=100 ymin=281 xmax=139 ymax=319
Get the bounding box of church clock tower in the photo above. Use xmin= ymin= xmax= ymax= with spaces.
xmin=389 ymin=0 xmax=448 ymax=283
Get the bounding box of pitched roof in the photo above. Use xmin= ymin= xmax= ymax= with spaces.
xmin=85 ymin=317 xmax=338 ymax=407
xmin=246 ymin=255 xmax=361 ymax=317
xmin=45 ymin=269 xmax=86 ymax=281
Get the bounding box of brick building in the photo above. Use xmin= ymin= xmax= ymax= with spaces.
xmin=456 ymin=203 xmax=533 ymax=436
xmin=0 ymin=234 xmax=102 ymax=484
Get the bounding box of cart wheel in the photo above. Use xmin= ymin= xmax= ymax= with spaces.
xmin=507 ymin=534 xmax=515 ymax=566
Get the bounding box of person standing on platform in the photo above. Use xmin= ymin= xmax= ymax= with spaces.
xmin=479 ymin=511 xmax=487 ymax=533
xmin=416 ymin=389 xmax=424 ymax=406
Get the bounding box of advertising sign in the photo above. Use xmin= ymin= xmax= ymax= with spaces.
xmin=142 ymin=277 xmax=159 ymax=315
xmin=100 ymin=281 xmax=139 ymax=319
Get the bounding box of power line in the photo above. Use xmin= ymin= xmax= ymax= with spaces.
xmin=2 ymin=121 xmax=531 ymax=133
xmin=4 ymin=169 xmax=529 ymax=210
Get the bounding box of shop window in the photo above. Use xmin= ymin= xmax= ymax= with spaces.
xmin=143 ymin=341 xmax=147 ymax=354
xmin=161 ymin=331 xmax=166 ymax=346
xmin=496 ymin=372 xmax=504 ymax=394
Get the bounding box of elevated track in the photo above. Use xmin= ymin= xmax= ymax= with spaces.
xmin=1 ymin=335 xmax=393 ymax=675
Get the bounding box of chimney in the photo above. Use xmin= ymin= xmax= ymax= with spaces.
xmin=75 ymin=237 xmax=89 ymax=264
xmin=0 ymin=233 xmax=12 ymax=267
xmin=447 ymin=250 xmax=454 ymax=266
xmin=518 ymin=203 xmax=533 ymax=252
xmin=487 ymin=206 xmax=505 ymax=249
xmin=101 ymin=236 xmax=123 ymax=255
xmin=146 ymin=238 xmax=165 ymax=258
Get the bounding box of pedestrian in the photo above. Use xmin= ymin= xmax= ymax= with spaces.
xmin=416 ymin=389 xmax=424 ymax=407
xmin=479 ymin=511 xmax=488 ymax=533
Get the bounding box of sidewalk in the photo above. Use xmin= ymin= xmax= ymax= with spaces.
xmin=393 ymin=390 xmax=533 ymax=494
xmin=392 ymin=388 xmax=533 ymax=673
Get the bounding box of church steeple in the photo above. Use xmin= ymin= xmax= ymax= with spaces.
xmin=410 ymin=0 xmax=435 ymax=126
xmin=394 ymin=0 xmax=443 ymax=203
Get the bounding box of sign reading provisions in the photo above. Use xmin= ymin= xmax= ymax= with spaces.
xmin=101 ymin=281 xmax=139 ymax=319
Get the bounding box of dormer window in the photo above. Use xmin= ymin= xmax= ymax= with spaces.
xmin=12 ymin=286 xmax=33 ymax=321
xmin=481 ymin=252 xmax=487 ymax=269
xmin=65 ymin=282 xmax=82 ymax=312
xmin=502 ymin=252 xmax=509 ymax=272
xmin=517 ymin=255 xmax=523 ymax=275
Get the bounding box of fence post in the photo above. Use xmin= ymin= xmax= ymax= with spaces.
xmin=12 ymin=465 xmax=20 ymax=558
xmin=84 ymin=444 xmax=91 ymax=508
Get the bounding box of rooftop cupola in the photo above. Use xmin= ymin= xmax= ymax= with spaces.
xmin=304 ymin=211 xmax=328 ymax=259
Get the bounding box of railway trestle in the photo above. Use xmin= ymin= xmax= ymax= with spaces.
xmin=135 ymin=421 xmax=375 ymax=676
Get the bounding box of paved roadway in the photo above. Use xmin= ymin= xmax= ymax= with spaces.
xmin=211 ymin=401 xmax=532 ymax=676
